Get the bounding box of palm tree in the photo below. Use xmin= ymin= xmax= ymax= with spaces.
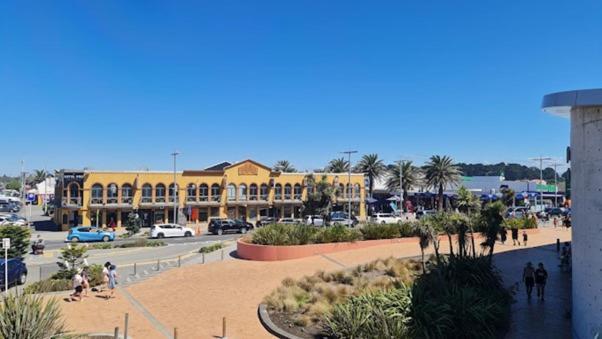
xmin=450 ymin=213 xmax=470 ymax=258
xmin=303 ymin=174 xmax=335 ymax=217
xmin=355 ymin=154 xmax=386 ymax=198
xmin=424 ymin=155 xmax=461 ymax=211
xmin=0 ymin=294 xmax=65 ymax=338
xmin=273 ymin=160 xmax=296 ymax=173
xmin=416 ymin=221 xmax=435 ymax=273
xmin=480 ymin=201 xmax=506 ymax=262
xmin=501 ymin=187 xmax=515 ymax=207
xmin=456 ymin=186 xmax=479 ymax=214
xmin=385 ymin=161 xmax=421 ymax=205
xmin=326 ymin=158 xmax=349 ymax=173
xmin=31 ymin=169 xmax=48 ymax=185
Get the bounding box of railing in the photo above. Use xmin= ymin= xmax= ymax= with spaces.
xmin=156 ymin=197 xmax=166 ymax=203
xmin=168 ymin=196 xmax=178 ymax=203
xmin=90 ymin=197 xmax=103 ymax=205
xmin=294 ymin=193 xmax=302 ymax=200
xmin=211 ymin=195 xmax=221 ymax=202
xmin=284 ymin=193 xmax=292 ymax=200
xmin=122 ymin=197 xmax=133 ymax=204
xmin=275 ymin=194 xmax=282 ymax=200
xmin=238 ymin=195 xmax=247 ymax=201
xmin=141 ymin=197 xmax=152 ymax=203
xmin=200 ymin=195 xmax=209 ymax=202
xmin=186 ymin=196 xmax=197 ymax=202
xmin=107 ymin=197 xmax=119 ymax=204
xmin=249 ymin=195 xmax=258 ymax=201
xmin=260 ymin=194 xmax=269 ymax=201
xmin=63 ymin=197 xmax=81 ymax=206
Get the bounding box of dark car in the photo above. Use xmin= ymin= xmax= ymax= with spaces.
xmin=208 ymin=219 xmax=251 ymax=235
xmin=234 ymin=219 xmax=254 ymax=230
xmin=256 ymin=217 xmax=276 ymax=227
xmin=0 ymin=258 xmax=27 ymax=289
xmin=546 ymin=207 xmax=569 ymax=217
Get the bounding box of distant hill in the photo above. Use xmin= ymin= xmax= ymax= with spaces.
xmin=456 ymin=162 xmax=564 ymax=182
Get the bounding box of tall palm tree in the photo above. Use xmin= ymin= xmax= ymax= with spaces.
xmin=480 ymin=201 xmax=505 ymax=262
xmin=385 ymin=161 xmax=421 ymax=204
xmin=326 ymin=158 xmax=349 ymax=173
xmin=416 ymin=221 xmax=435 ymax=273
xmin=424 ymin=155 xmax=461 ymax=211
xmin=355 ymin=154 xmax=385 ymax=198
xmin=456 ymin=186 xmax=479 ymax=214
xmin=273 ymin=160 xmax=296 ymax=173
xmin=501 ymin=187 xmax=515 ymax=207
xmin=32 ymin=169 xmax=48 ymax=185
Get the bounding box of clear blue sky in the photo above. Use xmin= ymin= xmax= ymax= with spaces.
xmin=2 ymin=1 xmax=600 ymax=175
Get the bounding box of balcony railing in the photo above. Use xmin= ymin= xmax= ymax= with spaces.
xmin=284 ymin=193 xmax=292 ymax=200
xmin=200 ymin=195 xmax=209 ymax=202
xmin=63 ymin=197 xmax=81 ymax=206
xmin=107 ymin=197 xmax=118 ymax=204
xmin=186 ymin=196 xmax=197 ymax=202
xmin=141 ymin=197 xmax=152 ymax=203
xmin=249 ymin=195 xmax=258 ymax=201
xmin=90 ymin=197 xmax=103 ymax=205
xmin=294 ymin=193 xmax=302 ymax=200
xmin=275 ymin=194 xmax=282 ymax=200
xmin=260 ymin=194 xmax=269 ymax=201
xmin=156 ymin=197 xmax=166 ymax=203
xmin=211 ymin=195 xmax=221 ymax=202
xmin=238 ymin=195 xmax=247 ymax=201
xmin=168 ymin=196 xmax=178 ymax=203
xmin=122 ymin=197 xmax=133 ymax=204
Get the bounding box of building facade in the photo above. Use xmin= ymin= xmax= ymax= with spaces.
xmin=54 ymin=159 xmax=366 ymax=230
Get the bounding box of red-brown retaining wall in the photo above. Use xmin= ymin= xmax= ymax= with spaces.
xmin=237 ymin=228 xmax=540 ymax=261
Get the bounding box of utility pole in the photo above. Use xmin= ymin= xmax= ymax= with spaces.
xmin=549 ymin=162 xmax=563 ymax=207
xmin=341 ymin=151 xmax=357 ymax=218
xmin=530 ymin=156 xmax=552 ymax=211
xmin=171 ymin=151 xmax=180 ymax=224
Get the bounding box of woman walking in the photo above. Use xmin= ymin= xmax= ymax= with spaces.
xmin=101 ymin=262 xmax=111 ymax=292
xmin=107 ymin=265 xmax=118 ymax=300
xmin=81 ymin=266 xmax=90 ymax=297
xmin=522 ymin=262 xmax=535 ymax=299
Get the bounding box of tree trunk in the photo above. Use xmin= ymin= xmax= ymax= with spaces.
xmin=421 ymin=248 xmax=426 ymax=273
xmin=433 ymin=239 xmax=441 ymax=264
xmin=470 ymin=228 xmax=477 ymax=258
xmin=438 ymin=183 xmax=444 ymax=211
xmin=446 ymin=233 xmax=454 ymax=257
xmin=368 ymin=175 xmax=374 ymax=198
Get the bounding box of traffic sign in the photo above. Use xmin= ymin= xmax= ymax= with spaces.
xmin=2 ymin=238 xmax=10 ymax=249
xmin=26 ymin=193 xmax=35 ymax=202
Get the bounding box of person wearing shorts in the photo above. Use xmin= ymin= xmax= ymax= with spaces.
xmin=535 ymin=263 xmax=548 ymax=301
xmin=107 ymin=265 xmax=117 ymax=300
xmin=523 ymin=262 xmax=535 ymax=299
xmin=70 ymin=270 xmax=83 ymax=302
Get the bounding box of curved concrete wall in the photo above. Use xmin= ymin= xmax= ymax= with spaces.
xmin=570 ymin=107 xmax=602 ymax=339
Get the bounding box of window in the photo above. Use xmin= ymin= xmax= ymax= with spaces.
xmin=275 ymin=184 xmax=282 ymax=200
xmin=199 ymin=184 xmax=209 ymax=201
xmin=155 ymin=184 xmax=166 ymax=203
xmin=337 ymin=184 xmax=344 ymax=198
xmin=141 ymin=184 xmax=152 ymax=203
xmin=307 ymin=182 xmax=314 ymax=195
xmin=284 ymin=184 xmax=292 ymax=200
xmin=68 ymin=183 xmax=80 ymax=205
xmin=249 ymin=184 xmax=258 ymax=200
xmin=227 ymin=184 xmax=237 ymax=201
xmin=294 ymin=184 xmax=302 ymax=200
xmin=122 ymin=184 xmax=133 ymax=203
xmin=91 ymin=184 xmax=103 ymax=204
xmin=107 ymin=183 xmax=118 ymax=204
xmin=354 ymin=184 xmax=360 ymax=198
xmin=187 ymin=184 xmax=197 ymax=202
xmin=346 ymin=184 xmax=352 ymax=198
xmin=211 ymin=184 xmax=220 ymax=202
xmin=239 ymin=184 xmax=247 ymax=201
xmin=260 ymin=184 xmax=269 ymax=200
xmin=169 ymin=183 xmax=178 ymax=202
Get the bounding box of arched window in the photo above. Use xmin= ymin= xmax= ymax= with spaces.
xmin=187 ymin=183 xmax=197 ymax=202
xmin=227 ymin=184 xmax=237 ymax=201
xmin=169 ymin=183 xmax=179 ymax=202
xmin=141 ymin=184 xmax=152 ymax=203
xmin=260 ymin=184 xmax=269 ymax=200
xmin=211 ymin=184 xmax=220 ymax=202
xmin=68 ymin=183 xmax=81 ymax=205
xmin=122 ymin=184 xmax=133 ymax=203
xmin=199 ymin=184 xmax=209 ymax=201
xmin=337 ymin=184 xmax=344 ymax=198
xmin=275 ymin=184 xmax=282 ymax=200
xmin=107 ymin=183 xmax=119 ymax=204
xmin=155 ymin=184 xmax=166 ymax=203
xmin=239 ymin=184 xmax=247 ymax=201
xmin=346 ymin=184 xmax=353 ymax=198
xmin=249 ymin=184 xmax=258 ymax=201
xmin=294 ymin=184 xmax=302 ymax=200
xmin=91 ymin=184 xmax=103 ymax=204
xmin=284 ymin=184 xmax=292 ymax=200
xmin=307 ymin=181 xmax=314 ymax=195
xmin=354 ymin=184 xmax=361 ymax=198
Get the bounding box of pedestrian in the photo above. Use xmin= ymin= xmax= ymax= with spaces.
xmin=70 ymin=269 xmax=83 ymax=302
xmin=500 ymin=227 xmax=508 ymax=245
xmin=107 ymin=264 xmax=118 ymax=299
xmin=523 ymin=262 xmax=535 ymax=299
xmin=109 ymin=218 xmax=116 ymax=232
xmin=553 ymin=217 xmax=558 ymax=228
xmin=101 ymin=261 xmax=111 ymax=292
xmin=511 ymin=227 xmax=520 ymax=246
xmin=535 ymin=262 xmax=548 ymax=301
xmin=522 ymin=231 xmax=528 ymax=247
xmin=81 ymin=266 xmax=90 ymax=297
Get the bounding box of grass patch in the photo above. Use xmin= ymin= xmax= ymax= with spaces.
xmin=88 ymin=238 xmax=167 ymax=250
xmin=199 ymin=242 xmax=225 ymax=254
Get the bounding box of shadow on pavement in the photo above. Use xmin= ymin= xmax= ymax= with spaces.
xmin=32 ymin=219 xmax=61 ymax=232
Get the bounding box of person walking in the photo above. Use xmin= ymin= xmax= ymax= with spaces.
xmin=511 ymin=227 xmax=520 ymax=246
xmin=553 ymin=217 xmax=558 ymax=228
xmin=107 ymin=264 xmax=118 ymax=300
xmin=522 ymin=262 xmax=535 ymax=299
xmin=522 ymin=231 xmax=528 ymax=247
xmin=81 ymin=266 xmax=90 ymax=297
xmin=500 ymin=227 xmax=508 ymax=245
xmin=70 ymin=269 xmax=83 ymax=302
xmin=535 ymin=263 xmax=548 ymax=301
xmin=101 ymin=261 xmax=111 ymax=292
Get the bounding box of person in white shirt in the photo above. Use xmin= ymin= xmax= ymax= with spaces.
xmin=70 ymin=270 xmax=83 ymax=302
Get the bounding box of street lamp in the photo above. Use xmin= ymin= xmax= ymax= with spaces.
xmin=530 ymin=156 xmax=552 ymax=211
xmin=171 ymin=151 xmax=180 ymax=224
xmin=341 ymin=151 xmax=357 ymax=218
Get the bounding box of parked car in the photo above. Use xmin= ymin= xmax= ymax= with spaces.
xmin=371 ymin=213 xmax=401 ymax=224
xmin=0 ymin=258 xmax=27 ymax=289
xmin=545 ymin=207 xmax=569 ymax=217
xmin=415 ymin=209 xmax=437 ymax=219
xmin=208 ymin=219 xmax=251 ymax=235
xmin=66 ymin=226 xmax=115 ymax=243
xmin=151 ymin=224 xmax=195 ymax=238
xmin=0 ymin=215 xmax=27 ymax=226
xmin=305 ymin=215 xmax=324 ymax=226
xmin=278 ymin=218 xmax=299 ymax=225
xmin=256 ymin=217 xmax=276 ymax=227
xmin=233 ymin=219 xmax=254 ymax=230
xmin=505 ymin=207 xmax=529 ymax=218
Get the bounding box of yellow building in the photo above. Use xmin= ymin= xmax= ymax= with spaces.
xmin=54 ymin=160 xmax=366 ymax=230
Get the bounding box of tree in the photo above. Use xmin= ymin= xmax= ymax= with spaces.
xmin=31 ymin=169 xmax=48 ymax=185
xmin=273 ymin=160 xmax=296 ymax=173
xmin=415 ymin=221 xmax=435 ymax=273
xmin=57 ymin=244 xmax=88 ymax=273
xmin=303 ymin=174 xmax=335 ymax=218
xmin=125 ymin=211 xmax=142 ymax=235
xmin=326 ymin=158 xmax=350 ymax=173
xmin=0 ymin=225 xmax=31 ymax=258
xmin=424 ymin=155 xmax=461 ymax=211
xmin=456 ymin=186 xmax=479 ymax=214
xmin=480 ymin=201 xmax=506 ymax=262
xmin=5 ymin=179 xmax=21 ymax=191
xmin=500 ymin=187 xmax=515 ymax=207
xmin=430 ymin=212 xmax=455 ymax=258
xmin=385 ymin=161 xmax=420 ymax=205
xmin=0 ymin=294 xmax=65 ymax=339
xmin=355 ymin=154 xmax=386 ymax=198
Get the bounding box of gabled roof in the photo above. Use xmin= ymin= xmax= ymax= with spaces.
xmin=224 ymin=159 xmax=273 ymax=172
xmin=204 ymin=162 xmax=232 ymax=171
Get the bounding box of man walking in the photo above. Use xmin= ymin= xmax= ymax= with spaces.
xmin=535 ymin=262 xmax=548 ymax=301
xmin=522 ymin=262 xmax=535 ymax=299
xmin=511 ymin=227 xmax=520 ymax=246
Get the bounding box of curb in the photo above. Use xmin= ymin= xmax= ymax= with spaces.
xmin=257 ymin=304 xmax=305 ymax=339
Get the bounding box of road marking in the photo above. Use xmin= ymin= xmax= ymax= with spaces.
xmin=119 ymin=287 xmax=172 ymax=338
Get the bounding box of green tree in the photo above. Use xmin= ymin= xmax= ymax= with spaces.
xmin=355 ymin=154 xmax=386 ymax=198
xmin=57 ymin=244 xmax=88 ymax=273
xmin=31 ymin=169 xmax=48 ymax=185
xmin=303 ymin=175 xmax=335 ymax=218
xmin=424 ymin=155 xmax=461 ymax=211
xmin=385 ymin=161 xmax=421 ymax=206
xmin=326 ymin=158 xmax=350 ymax=173
xmin=415 ymin=221 xmax=435 ymax=273
xmin=125 ymin=211 xmax=142 ymax=235
xmin=5 ymin=179 xmax=21 ymax=191
xmin=273 ymin=160 xmax=296 ymax=173
xmin=0 ymin=294 xmax=65 ymax=339
xmin=456 ymin=186 xmax=480 ymax=214
xmin=500 ymin=187 xmax=515 ymax=207
xmin=0 ymin=225 xmax=31 ymax=258
xmin=479 ymin=201 xmax=506 ymax=262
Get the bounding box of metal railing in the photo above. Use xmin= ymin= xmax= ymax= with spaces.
xmin=90 ymin=197 xmax=103 ymax=204
xmin=63 ymin=197 xmax=81 ymax=206
xmin=141 ymin=196 xmax=152 ymax=203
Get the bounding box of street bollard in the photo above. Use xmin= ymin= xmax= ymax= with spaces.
xmin=221 ymin=249 xmax=224 ymax=261
xmin=39 ymin=266 xmax=42 ymax=282
xmin=222 ymin=317 xmax=227 ymax=339
xmin=157 ymin=259 xmax=160 ymax=271
xmin=557 ymin=238 xmax=560 ymax=252
xmin=178 ymin=255 xmax=181 ymax=267
xmin=124 ymin=313 xmax=129 ymax=339
xmin=114 ymin=327 xmax=119 ymax=339
xmin=174 ymin=327 xmax=178 ymax=339
xmin=202 ymin=252 xmax=205 ymax=264
xmin=134 ymin=263 xmax=137 ymax=276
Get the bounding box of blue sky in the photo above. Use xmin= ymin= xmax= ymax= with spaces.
xmin=1 ymin=1 xmax=600 ymax=175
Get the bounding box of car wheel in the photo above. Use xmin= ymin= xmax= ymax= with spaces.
xmin=71 ymin=237 xmax=79 ymax=243
xmin=217 ymin=229 xmax=223 ymax=236
xmin=18 ymin=273 xmax=26 ymax=285
xmin=157 ymin=233 xmax=165 ymax=239
xmin=185 ymin=231 xmax=192 ymax=237
xmin=240 ymin=227 xmax=247 ymax=234
xmin=102 ymin=235 xmax=110 ymax=242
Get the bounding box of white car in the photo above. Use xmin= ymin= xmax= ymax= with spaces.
xmin=305 ymin=215 xmax=324 ymax=226
xmin=151 ymin=224 xmax=195 ymax=239
xmin=372 ymin=213 xmax=401 ymax=224
xmin=0 ymin=215 xmax=27 ymax=226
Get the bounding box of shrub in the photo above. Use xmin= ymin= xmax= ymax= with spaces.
xmin=199 ymin=242 xmax=225 ymax=253
xmin=116 ymin=238 xmax=165 ymax=248
xmin=252 ymin=224 xmax=295 ymax=246
xmin=57 ymin=244 xmax=88 ymax=272
xmin=399 ymin=221 xmax=417 ymax=237
xmin=0 ymin=225 xmax=31 ymax=258
xmin=0 ymin=294 xmax=65 ymax=338
xmin=23 ymin=279 xmax=71 ymax=294
xmin=315 ymin=225 xmax=361 ymax=244
xmin=360 ymin=223 xmax=400 ymax=240
xmin=89 ymin=243 xmax=113 ymax=250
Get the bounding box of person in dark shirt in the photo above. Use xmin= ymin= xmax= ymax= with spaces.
xmin=535 ymin=263 xmax=548 ymax=301
xmin=522 ymin=262 xmax=535 ymax=298
xmin=511 ymin=227 xmax=520 ymax=246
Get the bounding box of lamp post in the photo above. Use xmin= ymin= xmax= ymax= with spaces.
xmin=341 ymin=151 xmax=357 ymax=218
xmin=171 ymin=151 xmax=180 ymax=224
xmin=530 ymin=156 xmax=552 ymax=211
